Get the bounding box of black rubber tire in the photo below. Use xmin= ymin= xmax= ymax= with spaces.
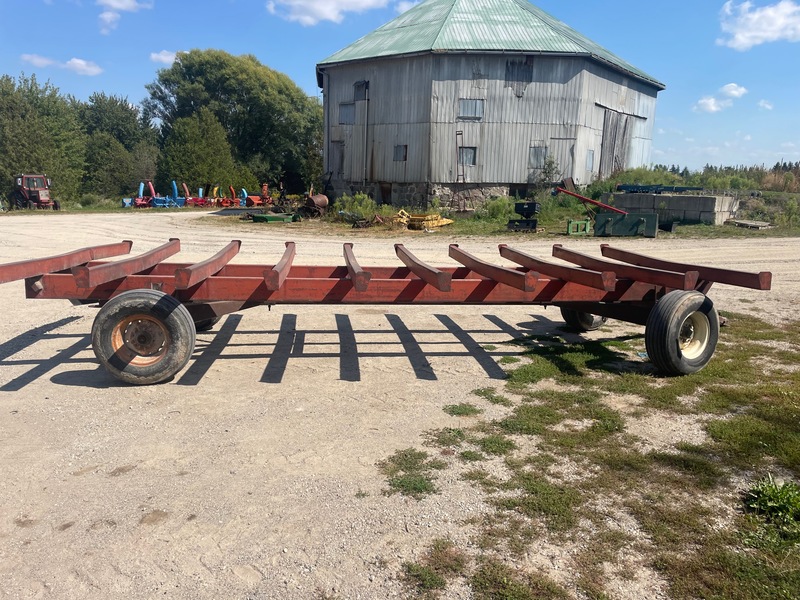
xmin=560 ymin=307 xmax=608 ymax=332
xmin=194 ymin=316 xmax=221 ymax=332
xmin=91 ymin=289 xmax=196 ymax=385
xmin=645 ymin=290 xmax=719 ymax=375
xmin=27 ymin=199 xmax=35 ymax=210
xmin=52 ymin=200 xmax=61 ymax=211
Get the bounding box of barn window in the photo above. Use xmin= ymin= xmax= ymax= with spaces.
xmin=459 ymin=146 xmax=477 ymax=166
xmin=586 ymin=150 xmax=595 ymax=172
xmin=339 ymin=102 xmax=355 ymax=125
xmin=458 ymin=98 xmax=484 ymax=120
xmin=529 ymin=145 xmax=547 ymax=169
xmin=393 ymin=145 xmax=408 ymax=162
xmin=354 ymin=80 xmax=369 ymax=101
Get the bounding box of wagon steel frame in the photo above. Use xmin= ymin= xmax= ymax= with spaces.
xmin=0 ymin=239 xmax=772 ymax=385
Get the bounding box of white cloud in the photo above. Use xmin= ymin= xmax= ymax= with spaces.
xmin=720 ymin=82 xmax=748 ymax=98
xmin=20 ymin=54 xmax=103 ymax=76
xmin=150 ymin=50 xmax=177 ymax=64
xmin=99 ymin=11 xmax=121 ymax=34
xmin=718 ymin=0 xmax=800 ymax=50
xmin=96 ymin=0 xmax=153 ymax=35
xmin=396 ymin=1 xmax=419 ymax=13
xmin=21 ymin=54 xmax=56 ymax=68
xmin=759 ymin=99 xmax=774 ymax=109
xmin=64 ymin=58 xmax=103 ymax=76
xmin=266 ymin=0 xmax=390 ymax=26
xmin=694 ymin=96 xmax=733 ymax=113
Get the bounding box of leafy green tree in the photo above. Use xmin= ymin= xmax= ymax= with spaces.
xmin=129 ymin=140 xmax=159 ymax=189
xmin=0 ymin=74 xmax=86 ymax=202
xmin=143 ymin=49 xmax=322 ymax=191
xmin=83 ymin=131 xmax=133 ymax=197
xmin=78 ymin=92 xmax=144 ymax=151
xmin=156 ymin=107 xmax=251 ymax=192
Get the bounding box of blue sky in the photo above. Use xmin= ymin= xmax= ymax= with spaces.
xmin=2 ymin=0 xmax=799 ymax=172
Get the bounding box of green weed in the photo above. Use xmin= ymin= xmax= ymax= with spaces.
xmin=378 ymin=448 xmax=447 ymax=499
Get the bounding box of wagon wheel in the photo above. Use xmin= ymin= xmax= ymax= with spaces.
xmin=560 ymin=307 xmax=608 ymax=332
xmin=91 ymin=289 xmax=196 ymax=385
xmin=194 ymin=316 xmax=221 ymax=332
xmin=645 ymin=290 xmax=719 ymax=375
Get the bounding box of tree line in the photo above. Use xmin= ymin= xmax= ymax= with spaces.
xmin=0 ymin=49 xmax=323 ymax=204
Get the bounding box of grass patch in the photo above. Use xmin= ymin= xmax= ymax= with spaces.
xmin=473 ymin=433 xmax=517 ymax=456
xmin=459 ymin=450 xmax=485 ymax=462
xmin=471 ymin=559 xmax=570 ymax=599
xmin=378 ymin=313 xmax=800 ymax=598
xmin=743 ymin=473 xmax=800 ymax=544
xmin=443 ymin=403 xmax=483 ymax=417
xmin=473 ymin=387 xmax=513 ymax=407
xmin=378 ymin=448 xmax=447 ymax=499
xmin=498 ymin=355 xmax=522 ymax=365
xmin=426 ymin=427 xmax=467 ymax=448
xmin=496 ymin=472 xmax=582 ymax=531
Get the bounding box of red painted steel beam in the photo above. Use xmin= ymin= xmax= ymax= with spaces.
xmin=0 ymin=241 xmax=133 ymax=284
xmin=265 ymin=242 xmax=296 ymax=291
xmin=599 ymin=244 xmax=772 ymax=290
xmin=555 ymin=187 xmax=627 ymax=214
xmin=395 ymin=244 xmax=452 ymax=292
xmin=552 ymin=244 xmax=698 ymax=290
xmin=498 ymin=244 xmax=616 ymax=291
xmin=449 ymin=244 xmax=537 ymax=292
xmin=72 ymin=239 xmax=181 ymax=288
xmin=31 ymin=272 xmax=663 ymax=305
xmin=343 ymin=243 xmax=371 ymax=292
xmin=174 ymin=240 xmax=241 ymax=289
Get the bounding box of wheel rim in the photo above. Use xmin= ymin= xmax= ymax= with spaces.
xmin=111 ymin=314 xmax=169 ymax=367
xmin=678 ymin=311 xmax=711 ymax=360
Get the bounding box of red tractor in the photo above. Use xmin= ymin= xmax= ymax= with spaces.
xmin=8 ymin=174 xmax=61 ymax=210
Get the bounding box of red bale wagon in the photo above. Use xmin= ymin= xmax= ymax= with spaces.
xmin=0 ymin=240 xmax=772 ymax=385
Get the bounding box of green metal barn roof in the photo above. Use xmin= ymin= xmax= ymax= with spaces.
xmin=318 ymin=0 xmax=664 ymax=89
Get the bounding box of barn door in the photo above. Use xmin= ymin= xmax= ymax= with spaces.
xmin=599 ymin=109 xmax=632 ymax=179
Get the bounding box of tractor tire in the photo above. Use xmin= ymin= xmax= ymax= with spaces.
xmin=52 ymin=200 xmax=61 ymax=211
xmin=27 ymin=200 xmax=35 ymax=210
xmin=91 ymin=289 xmax=196 ymax=385
xmin=645 ymin=290 xmax=719 ymax=375
xmin=13 ymin=192 xmax=26 ymax=210
xmin=560 ymin=307 xmax=608 ymax=332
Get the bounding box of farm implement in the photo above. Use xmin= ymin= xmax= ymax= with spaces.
xmin=0 ymin=240 xmax=771 ymax=385
xmin=554 ymin=186 xmax=659 ymax=238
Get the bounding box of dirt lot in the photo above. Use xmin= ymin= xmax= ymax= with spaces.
xmin=0 ymin=212 xmax=797 ymax=599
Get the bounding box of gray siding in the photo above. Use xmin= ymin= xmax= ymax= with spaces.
xmin=320 ymin=52 xmax=659 ymax=189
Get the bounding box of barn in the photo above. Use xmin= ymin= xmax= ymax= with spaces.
xmin=315 ymin=0 xmax=665 ymax=207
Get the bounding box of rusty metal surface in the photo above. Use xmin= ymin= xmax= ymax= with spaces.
xmin=552 ymin=244 xmax=698 ymax=290
xmin=449 ymin=244 xmax=537 ymax=292
xmin=599 ymin=244 xmax=772 ymax=290
xmin=72 ymin=239 xmax=181 ymax=288
xmin=395 ymin=244 xmax=452 ymax=292
xmin=0 ymin=241 xmax=132 ymax=285
xmin=174 ymin=240 xmax=241 ymax=290
xmin=499 ymin=244 xmax=616 ymax=291
xmin=343 ymin=243 xmax=371 ymax=292
xmin=265 ymin=242 xmax=297 ymax=292
xmin=0 ymin=240 xmax=774 ymax=320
